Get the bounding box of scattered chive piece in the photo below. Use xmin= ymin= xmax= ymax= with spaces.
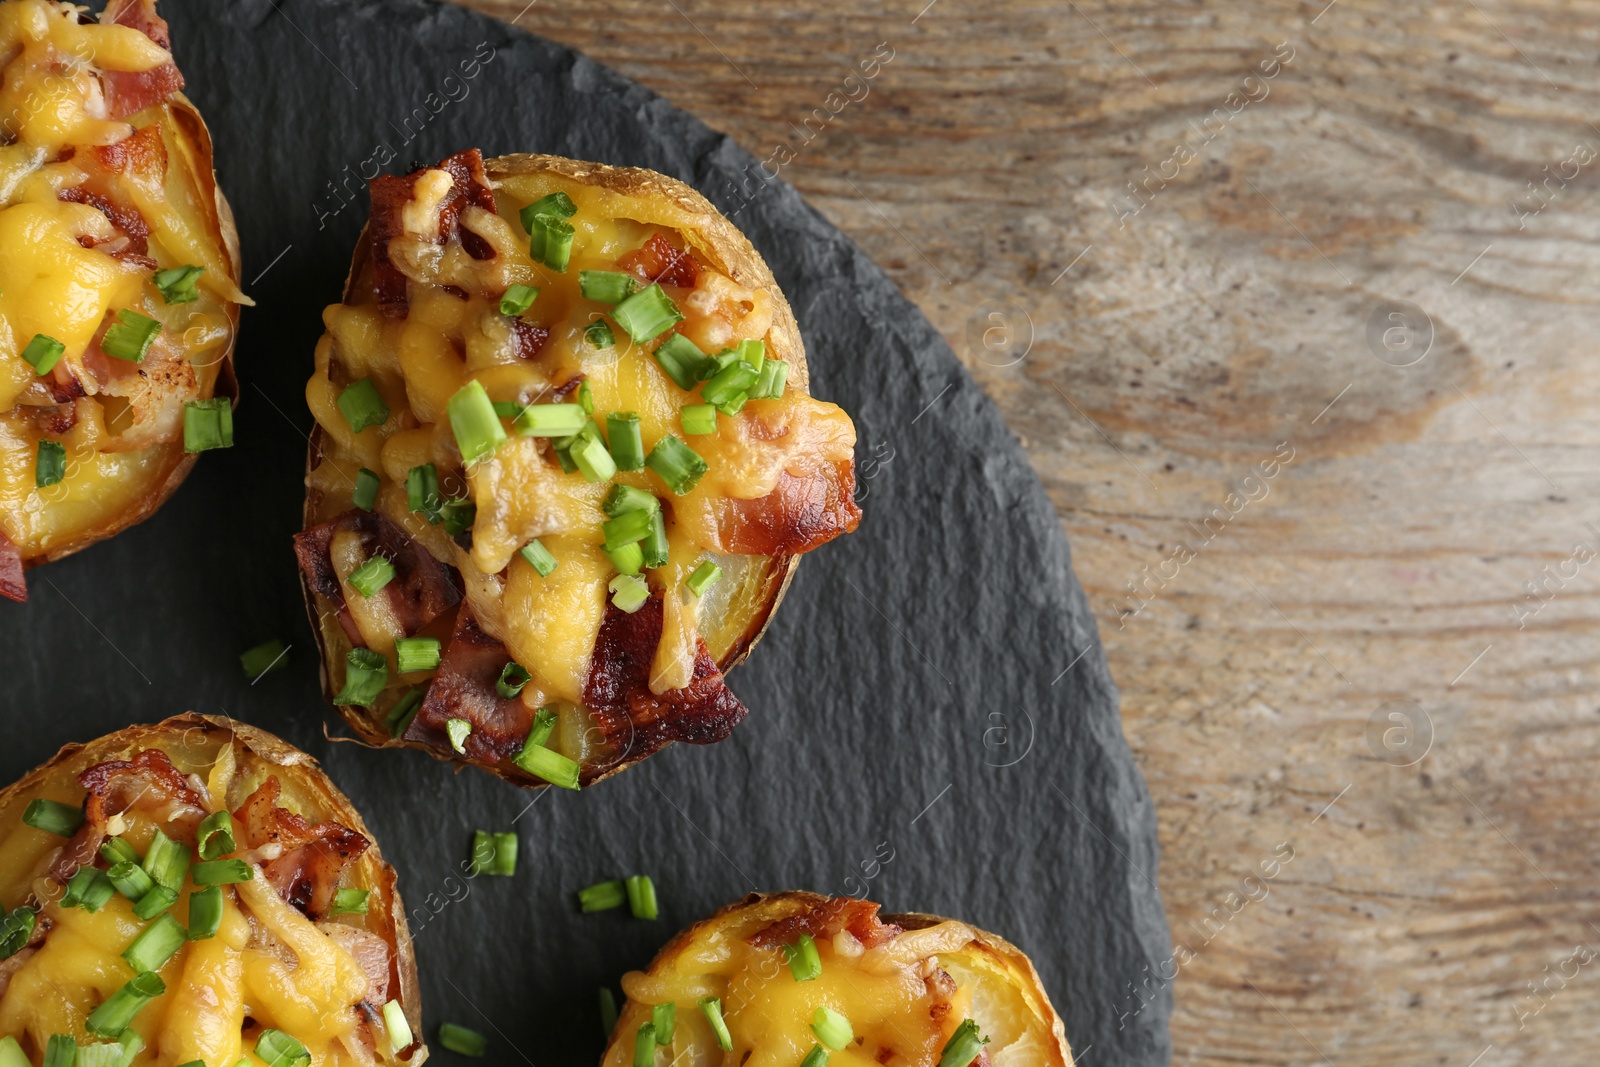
xmin=578 ymin=380 xmax=594 ymax=414
xmin=85 ymin=972 xmax=164 ymax=1036
xmin=602 ymin=508 xmax=654 ymax=552
xmin=197 ymin=810 xmax=236 ymax=861
xmin=101 ymin=838 xmax=139 ymax=866
xmin=578 ymin=880 xmax=626 ymax=912
xmin=652 ymin=1002 xmax=675 ymax=1044
xmin=599 ymin=988 xmax=619 ymax=1040
xmin=334 ymin=648 xmax=387 ymax=706
xmin=255 ymin=1029 xmax=311 ymax=1067
xmin=116 ymin=1031 xmax=145 ymax=1067
xmin=513 ymin=402 xmax=586 ymax=437
xmin=526 ymin=707 xmax=558 ymax=749
xmin=0 ymin=908 xmax=35 ymax=959
xmin=602 ymin=483 xmax=659 ymax=517
xmin=382 ymin=1000 xmax=413 ymax=1055
xmin=531 ymin=215 xmax=575 ymax=271
xmin=715 ymin=391 xmax=748 ymax=418
xmin=330 ymin=887 xmax=370 ymax=916
xmin=142 ymin=829 xmax=190 ymax=891
xmin=469 ymin=831 xmax=518 ymax=877
xmin=606 ymin=543 xmax=644 ymax=578
xmin=100 ymin=309 xmax=161 ymax=363
xmin=131 ymin=885 xmax=177 ymax=921
xmin=625 ymin=875 xmax=658 ymax=920
xmin=737 ymin=338 xmax=766 ymax=368
xmin=182 ymin=398 xmax=233 ymax=454
xmin=799 ymin=1047 xmax=829 ymax=1067
xmin=439 ymin=497 xmax=476 ymax=536
xmin=63 ymin=867 xmax=114 ymax=913
xmin=0 ymin=1038 xmax=23 ymax=1067
xmin=447 ymin=379 xmax=507 ymax=465
xmin=20 ymin=334 xmax=64 ymax=375
xmin=23 ymin=799 xmax=82 ymax=837
xmin=937 ymin=1020 xmax=991 ymax=1067
xmin=572 ymin=433 xmax=617 ymax=483
xmin=445 ymin=718 xmax=471 ymax=753
xmin=513 ymin=742 xmax=580 ymax=789
xmin=352 ymin=466 xmax=381 ymax=511
xmin=585 ymin=319 xmax=616 ymax=349
xmin=107 ymin=861 xmax=154 ymax=902
xmin=153 ymin=264 xmax=204 ymax=304
xmin=406 ymin=463 xmax=442 ymax=522
xmin=438 ymin=1024 xmax=487 ymax=1058
xmin=239 ymin=639 xmax=287 ymax=682
xmin=338 ymin=379 xmax=389 ymax=433
xmin=190 ymin=860 xmax=253 ymax=886
xmin=652 ymin=333 xmax=711 ymax=390
xmin=609 ymin=573 xmax=650 ymax=613
xmin=43 ymin=1034 xmax=74 ymax=1067
xmin=496 ymin=661 xmax=531 ymax=699
xmin=640 ymin=509 xmax=669 ymax=569
xmin=785 ymin=934 xmax=822 ymax=981
xmin=385 ymin=688 xmax=423 ymax=737
xmin=580 ymin=270 xmax=639 ymax=304
xmin=812 ymin=1007 xmax=854 ymax=1051
xmin=699 ymin=997 xmax=733 ymax=1051
xmin=633 ymin=1023 xmax=656 ymax=1067
xmin=499 ymin=284 xmax=539 ymax=317
xmin=519 ymin=539 xmax=558 ymax=577
xmin=751 ymin=358 xmax=789 ymax=399
xmin=700 ymin=359 xmax=760 ymax=408
xmin=606 ymin=412 xmax=645 ymax=470
xmin=492 ymin=400 xmax=522 ymax=420
xmin=36 ymin=440 xmax=65 ymax=488
xmin=395 ymin=636 xmax=442 ymax=674
xmin=122 ymin=913 xmax=186 ymax=973
xmin=186 ymin=886 xmax=222 ymax=940
xmin=686 ymin=560 xmax=721 ymax=597
xmin=613 ymin=284 xmax=683 ymax=344
xmin=520 ymin=191 xmax=576 ymax=232
xmin=345 ymin=555 xmax=395 ymax=597
xmin=680 ymin=403 xmax=717 ymax=436
xmin=645 ymin=435 xmax=708 ymax=495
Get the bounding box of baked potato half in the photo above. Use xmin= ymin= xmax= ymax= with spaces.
xmin=296 ymin=149 xmax=860 ymax=791
xmin=0 ymin=0 xmax=245 ymax=603
xmin=0 ymin=714 xmax=424 ymax=1067
xmin=602 ymin=892 xmax=1073 ymax=1067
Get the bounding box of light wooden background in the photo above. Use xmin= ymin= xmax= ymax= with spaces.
xmin=460 ymin=1 xmax=1600 ymax=1063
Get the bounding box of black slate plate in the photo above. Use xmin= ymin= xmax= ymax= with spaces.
xmin=0 ymin=1 xmax=1172 ymax=1063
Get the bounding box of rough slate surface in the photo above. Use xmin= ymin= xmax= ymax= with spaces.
xmin=0 ymin=1 xmax=1172 ymax=1063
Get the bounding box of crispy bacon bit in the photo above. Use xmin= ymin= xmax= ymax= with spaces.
xmin=717 ymin=460 xmax=862 ymax=556
xmin=583 ymin=596 xmax=749 ymax=770
xmin=0 ymin=530 xmax=25 ymax=604
xmin=368 ymin=149 xmax=498 ymax=319
xmin=58 ymin=124 xmax=165 ymax=266
xmin=79 ymin=749 xmax=207 ymax=839
xmin=235 ymin=776 xmax=370 ymax=919
xmin=510 ymin=319 xmax=549 ymax=361
xmin=619 ymin=233 xmax=701 ymax=289
xmin=747 ymin=897 xmax=903 ymax=951
xmin=294 ymin=509 xmax=462 ymax=642
xmin=407 ymin=605 xmax=532 ymax=763
xmin=98 ymin=0 xmax=184 ymax=120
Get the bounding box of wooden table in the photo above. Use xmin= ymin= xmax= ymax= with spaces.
xmin=461 ymin=1 xmax=1600 ymax=1063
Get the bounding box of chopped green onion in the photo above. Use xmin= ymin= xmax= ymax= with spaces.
xmin=640 ymin=509 xmax=669 ymax=569
xmin=86 ymin=972 xmax=164 ymax=1036
xmin=785 ymin=934 xmax=822 ymax=981
xmin=107 ymin=861 xmax=154 ymax=902
xmin=190 ymin=860 xmax=253 ymax=887
xmin=122 ymin=913 xmax=186 ymax=973
xmin=447 ymin=380 xmax=507 ymax=465
xmin=382 ymin=1000 xmax=413 ymax=1055
xmin=653 ymin=333 xmax=711 ymax=390
xmin=607 ymin=543 xmax=644 ymax=578
xmin=513 ymin=742 xmax=580 ymax=789
xmin=680 ymin=404 xmax=717 ymax=436
xmin=350 ymin=466 xmax=381 ymax=511
xmin=468 ymin=831 xmax=518 ymax=877
xmin=71 ymin=1033 xmax=135 ymax=1067
xmin=385 ymin=688 xmax=424 ymax=737
xmin=751 ymin=359 xmax=789 ymax=399
xmin=0 ymin=1038 xmax=24 ymax=1067
xmin=519 ymin=539 xmax=558 ymax=576
xmin=602 ymin=484 xmax=658 ymax=518
xmin=603 ymin=507 xmax=654 ymax=551
xmin=520 ymin=191 xmax=576 ymax=232
xmin=567 ymin=433 xmax=614 ymax=483
xmin=938 ymin=1019 xmax=991 ymax=1067
xmin=599 ymin=988 xmax=619 ymax=1039
xmin=63 ymin=867 xmax=114 ymax=913
xmin=578 ymin=880 xmax=626 ymax=912
xmin=625 ymin=875 xmax=658 ymax=920
xmin=186 ymin=886 xmax=222 ymax=940
xmin=116 ymin=1032 xmax=144 ymax=1067
xmin=345 ymin=555 xmax=395 ymax=597
xmin=20 ymin=334 xmax=64 ymax=375
xmin=531 ymin=214 xmax=575 ymax=271
xmin=513 ymin=402 xmax=586 ymax=437
xmin=585 ymin=319 xmax=616 ymax=349
xmin=578 ymin=379 xmax=595 ymax=414
xmin=239 ymin=639 xmax=287 ymax=682
xmin=492 ymin=400 xmax=522 ymax=419
xmin=153 ymin=264 xmax=204 ymax=304
xmin=0 ymin=907 xmax=35 ymax=959
xmin=196 ymin=810 xmax=235 ymax=861
xmin=652 ymin=1001 xmax=676 ymax=1044
xmin=36 ymin=440 xmax=65 ymax=488
xmin=101 ymin=838 xmax=139 ymax=866
xmin=598 ymin=413 xmax=642 ymax=471
xmin=23 ymin=798 xmax=82 ymax=837
xmin=131 ymin=885 xmax=177 ymax=920
xmin=645 ymin=435 xmax=708 ymax=495
xmin=395 ymin=636 xmax=441 ymax=674
xmin=580 ymin=270 xmax=639 ymax=304
xmin=445 ymin=718 xmax=471 ymax=753
xmin=255 ymin=1029 xmax=311 ymax=1067
xmin=184 ymin=397 xmax=234 ymax=454
xmin=613 ymin=284 xmax=684 ymax=344
xmin=100 ymin=309 xmax=161 ymax=363
xmin=142 ymin=828 xmax=190 ymax=891
xmin=737 ymin=338 xmax=766 ymax=369
xmin=438 ymin=1024 xmax=487 ymax=1058
xmin=609 ymin=573 xmax=650 ymax=613
xmin=330 ymin=887 xmax=370 ymax=916
xmin=496 ymin=661 xmax=530 ymax=699
xmin=499 ymin=284 xmax=539 ymax=316
xmin=633 ymin=1023 xmax=656 ymax=1067
xmin=686 ymin=560 xmax=721 ymax=596
xmin=799 ymin=1047 xmax=829 ymax=1067
xmin=334 ymin=647 xmax=387 ymax=706
xmin=524 ymin=707 xmax=558 ymax=749
xmin=439 ymin=497 xmax=476 ymax=536
xmin=715 ymin=391 xmax=749 ymax=418
xmin=43 ymin=1033 xmax=75 ymax=1067
xmin=699 ymin=997 xmax=734 ymax=1051
xmin=338 ymin=379 xmax=389 ymax=433
xmin=406 ymin=463 xmax=441 ymax=521
xmin=812 ymin=1007 xmax=853 ymax=1050
xmin=701 ymin=359 xmax=760 ymax=408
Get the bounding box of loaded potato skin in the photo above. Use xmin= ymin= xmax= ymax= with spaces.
xmin=602 ymin=892 xmax=1074 ymax=1067
xmin=297 ymin=150 xmax=860 ymax=792
xmin=0 ymin=0 xmax=244 ymax=603
xmin=0 ymin=714 xmax=425 ymax=1067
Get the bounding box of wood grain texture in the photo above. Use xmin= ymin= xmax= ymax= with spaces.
xmin=457 ymin=0 xmax=1600 ymax=1063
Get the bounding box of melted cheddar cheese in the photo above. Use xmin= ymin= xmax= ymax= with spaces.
xmin=0 ymin=0 xmax=241 ymax=568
